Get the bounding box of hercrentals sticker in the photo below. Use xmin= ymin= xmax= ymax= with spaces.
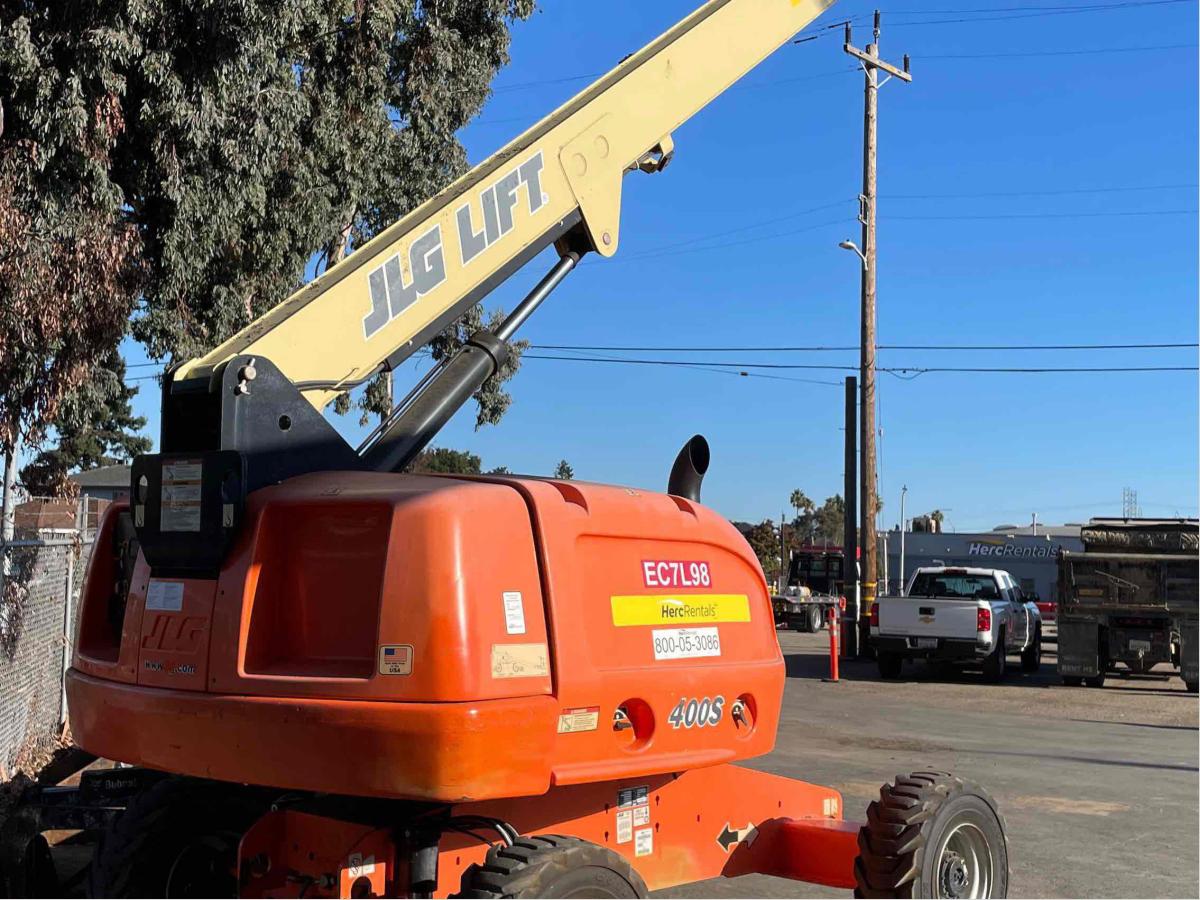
xmin=610 ymin=594 xmax=750 ymax=627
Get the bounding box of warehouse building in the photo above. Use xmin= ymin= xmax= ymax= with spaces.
xmin=882 ymin=524 xmax=1083 ymax=602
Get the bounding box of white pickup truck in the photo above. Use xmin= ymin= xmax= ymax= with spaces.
xmin=870 ymin=566 xmax=1043 ymax=682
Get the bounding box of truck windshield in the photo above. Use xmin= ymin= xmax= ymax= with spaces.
xmin=909 ymin=573 xmax=999 ymax=600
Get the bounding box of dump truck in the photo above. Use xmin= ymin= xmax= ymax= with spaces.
xmin=0 ymin=1 xmax=1012 ymax=897
xmin=1057 ymin=518 xmax=1198 ymax=691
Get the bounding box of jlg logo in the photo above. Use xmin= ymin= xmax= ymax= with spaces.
xmin=141 ymin=615 xmax=206 ymax=653
xmin=362 ymin=152 xmax=547 ymax=340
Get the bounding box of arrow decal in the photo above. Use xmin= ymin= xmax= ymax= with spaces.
xmin=716 ymin=821 xmax=757 ymax=852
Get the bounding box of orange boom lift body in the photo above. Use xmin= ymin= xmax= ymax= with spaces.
xmin=72 ymin=474 xmax=855 ymax=894
xmin=56 ymin=1 xmax=1009 ymax=896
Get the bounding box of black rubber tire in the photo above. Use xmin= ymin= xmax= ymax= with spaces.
xmin=0 ymin=807 xmax=58 ymax=898
xmin=1085 ymin=672 xmax=1106 ymax=689
xmin=854 ymin=770 xmax=1009 ymax=898
xmin=89 ymin=776 xmax=267 ymax=898
xmin=1185 ymin=679 xmax=1198 ymax=694
xmin=1020 ymin=627 xmax=1041 ymax=673
xmin=982 ymin=631 xmax=1006 ymax=683
xmin=1060 ymin=675 xmax=1083 ymax=687
xmin=455 ymin=835 xmax=647 ymax=898
xmin=878 ymin=653 xmax=903 ymax=680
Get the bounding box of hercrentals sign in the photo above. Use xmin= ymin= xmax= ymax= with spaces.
xmin=968 ymin=541 xmax=1061 ymax=559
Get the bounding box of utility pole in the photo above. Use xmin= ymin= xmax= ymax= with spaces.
xmin=899 ymin=484 xmax=907 ymax=595
xmin=779 ymin=510 xmax=788 ymax=594
xmin=843 ymin=11 xmax=910 ymax=625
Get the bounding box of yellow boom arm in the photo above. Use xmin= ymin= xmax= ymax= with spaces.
xmin=173 ymin=0 xmax=835 ymax=409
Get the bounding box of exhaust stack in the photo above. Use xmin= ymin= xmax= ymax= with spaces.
xmin=667 ymin=435 xmax=710 ymax=502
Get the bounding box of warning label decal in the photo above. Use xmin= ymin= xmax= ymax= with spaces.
xmin=491 ymin=643 xmax=549 ymax=679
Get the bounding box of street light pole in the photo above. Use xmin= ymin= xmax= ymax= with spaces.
xmin=899 ymin=484 xmax=907 ymax=595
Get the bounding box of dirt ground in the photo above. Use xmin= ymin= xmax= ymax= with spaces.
xmin=661 ymin=626 xmax=1200 ymax=899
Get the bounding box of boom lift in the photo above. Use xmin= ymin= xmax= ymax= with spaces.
xmin=7 ymin=0 xmax=1011 ymax=896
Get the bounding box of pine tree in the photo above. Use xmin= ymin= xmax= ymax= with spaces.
xmin=553 ymin=459 xmax=574 ymax=480
xmin=410 ymin=447 xmax=482 ymax=475
xmin=19 ymin=351 xmax=151 ymax=496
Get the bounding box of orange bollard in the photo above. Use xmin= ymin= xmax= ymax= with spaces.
xmin=825 ymin=604 xmax=840 ymax=682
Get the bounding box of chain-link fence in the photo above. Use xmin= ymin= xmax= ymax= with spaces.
xmin=1 ymin=501 xmax=96 ymax=780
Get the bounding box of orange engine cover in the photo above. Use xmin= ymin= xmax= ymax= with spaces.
xmin=68 ymin=472 xmax=783 ymax=802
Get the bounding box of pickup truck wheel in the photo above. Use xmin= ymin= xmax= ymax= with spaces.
xmin=854 ymin=771 xmax=1009 ymax=898
xmin=1020 ymin=628 xmax=1041 ymax=673
xmin=982 ymin=631 xmax=1006 ymax=683
xmin=878 ymin=653 xmax=903 ymax=680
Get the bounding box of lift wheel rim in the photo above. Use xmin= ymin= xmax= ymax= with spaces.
xmin=936 ymin=821 xmax=993 ymax=899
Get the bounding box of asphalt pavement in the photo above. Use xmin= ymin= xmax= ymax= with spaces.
xmin=659 ymin=627 xmax=1199 ymax=899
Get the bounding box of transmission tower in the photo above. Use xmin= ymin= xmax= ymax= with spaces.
xmin=1122 ymin=487 xmax=1141 ymax=519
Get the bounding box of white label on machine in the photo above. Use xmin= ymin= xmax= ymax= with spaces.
xmin=490 ymin=643 xmax=549 ymax=679
xmin=634 ymin=828 xmax=653 ymax=857
xmin=503 ymin=591 xmax=526 ymax=635
xmin=347 ymin=853 xmax=376 ymax=878
xmin=652 ymin=627 xmax=721 ymax=660
xmin=161 ymin=459 xmax=203 ymax=532
xmin=616 ymin=810 xmax=633 ymax=844
xmin=378 ymin=644 xmax=414 ymax=675
xmin=633 ymin=806 xmax=650 ymax=827
xmin=557 ymin=707 xmax=600 ymax=734
xmin=145 ymin=580 xmax=184 ymax=612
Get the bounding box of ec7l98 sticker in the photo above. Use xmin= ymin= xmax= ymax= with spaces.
xmin=642 ymin=560 xmax=712 ymax=588
xmin=667 ymin=695 xmax=725 ymax=729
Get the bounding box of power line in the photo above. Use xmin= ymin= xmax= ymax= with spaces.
xmin=471 ymin=68 xmax=854 ymax=125
xmin=614 ymin=200 xmax=853 ymax=260
xmin=885 ymin=0 xmax=1190 ymax=26
xmin=608 ymin=217 xmax=854 ymax=262
xmin=919 ymin=42 xmax=1196 ymax=58
xmin=884 ymin=208 xmax=1196 ymax=221
xmin=127 ymin=355 xmax=1196 ymax=387
xmin=523 ymin=353 xmax=1197 ymax=374
xmin=595 ymin=185 xmax=1195 ymax=262
xmin=474 ymin=0 xmax=1192 ymax=107
xmin=888 ymin=182 xmax=1196 ymax=198
xmin=529 ymin=341 xmax=1199 ymax=353
xmin=888 ymin=1 xmax=1186 ymax=14
xmin=479 ymin=40 xmax=1192 ymax=102
xmin=604 ymin=205 xmax=1191 ymax=262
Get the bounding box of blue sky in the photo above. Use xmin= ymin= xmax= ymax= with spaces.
xmin=124 ymin=0 xmax=1199 ymax=532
